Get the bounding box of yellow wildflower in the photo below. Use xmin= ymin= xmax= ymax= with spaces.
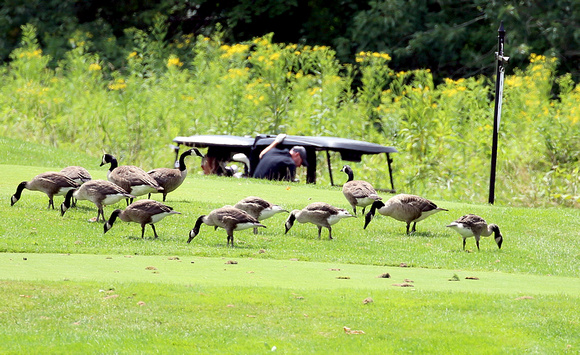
xmin=89 ymin=63 xmax=102 ymax=71
xmin=167 ymin=56 xmax=183 ymax=68
xmin=108 ymin=79 xmax=127 ymax=91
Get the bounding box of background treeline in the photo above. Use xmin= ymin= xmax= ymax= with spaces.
xmin=1 ymin=24 xmax=579 ymax=207
xmin=1 ymin=0 xmax=579 ymax=82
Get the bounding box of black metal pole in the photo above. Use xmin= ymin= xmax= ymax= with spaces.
xmin=489 ymin=22 xmax=508 ymax=204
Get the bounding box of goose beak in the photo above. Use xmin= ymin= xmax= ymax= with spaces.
xmin=363 ymin=213 xmax=373 ymax=229
xmin=60 ymin=204 xmax=68 ymax=217
xmin=496 ymin=234 xmax=503 ymax=249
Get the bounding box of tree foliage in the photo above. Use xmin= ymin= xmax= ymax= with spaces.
xmin=1 ymin=1 xmax=578 ymax=81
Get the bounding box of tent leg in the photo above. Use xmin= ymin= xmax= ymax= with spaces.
xmin=386 ymin=152 xmax=395 ymax=192
xmin=326 ymin=149 xmax=334 ymax=186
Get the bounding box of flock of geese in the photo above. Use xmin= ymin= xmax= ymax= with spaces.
xmin=10 ymin=150 xmax=504 ymax=251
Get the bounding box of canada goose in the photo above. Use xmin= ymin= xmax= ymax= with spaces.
xmin=60 ymin=166 xmax=92 ymax=207
xmin=60 ymin=179 xmax=135 ymax=222
xmin=100 ymin=153 xmax=163 ymax=203
xmin=147 ymin=148 xmax=203 ymax=201
xmin=234 ymin=196 xmax=288 ymax=233
xmin=284 ymin=202 xmax=355 ymax=240
xmin=446 ymin=214 xmax=503 ymax=251
xmin=364 ymin=194 xmax=448 ymax=234
xmin=103 ymin=199 xmax=180 ymax=239
xmin=60 ymin=166 xmax=92 ymax=184
xmin=231 ymin=153 xmax=250 ymax=178
xmin=187 ymin=206 xmax=265 ymax=246
xmin=11 ymin=172 xmax=79 ymax=209
xmin=340 ymin=165 xmax=382 ymax=215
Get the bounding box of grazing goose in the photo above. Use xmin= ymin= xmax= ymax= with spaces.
xmin=100 ymin=153 xmax=163 ymax=203
xmin=187 ymin=206 xmax=265 ymax=246
xmin=340 ymin=165 xmax=382 ymax=215
xmin=60 ymin=166 xmax=92 ymax=207
xmin=60 ymin=179 xmax=135 ymax=222
xmin=147 ymin=148 xmax=203 ymax=201
xmin=231 ymin=153 xmax=250 ymax=178
xmin=364 ymin=194 xmax=447 ymax=234
xmin=284 ymin=202 xmax=355 ymax=240
xmin=60 ymin=166 xmax=92 ymax=184
xmin=11 ymin=172 xmax=79 ymax=209
xmin=103 ymin=199 xmax=180 ymax=239
xmin=447 ymin=214 xmax=503 ymax=251
xmin=234 ymin=196 xmax=288 ymax=233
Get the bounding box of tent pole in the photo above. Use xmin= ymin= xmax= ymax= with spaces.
xmin=326 ymin=149 xmax=334 ymax=186
xmin=386 ymin=152 xmax=395 ymax=192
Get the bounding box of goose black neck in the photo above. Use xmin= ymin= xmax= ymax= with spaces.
xmin=13 ymin=181 xmax=27 ymax=199
xmin=107 ymin=209 xmax=122 ymax=225
xmin=369 ymin=200 xmax=385 ymax=216
xmin=63 ymin=189 xmax=75 ymax=209
xmin=109 ymin=157 xmax=118 ymax=171
xmin=193 ymin=215 xmax=205 ymax=232
xmin=178 ymin=151 xmax=190 ymax=172
xmin=344 ymin=167 xmax=354 ymax=182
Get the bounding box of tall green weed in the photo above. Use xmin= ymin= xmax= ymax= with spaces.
xmin=1 ymin=24 xmax=578 ymax=207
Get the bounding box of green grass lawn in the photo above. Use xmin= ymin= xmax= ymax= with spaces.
xmin=0 ymin=139 xmax=579 ymax=353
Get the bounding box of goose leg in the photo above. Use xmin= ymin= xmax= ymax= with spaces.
xmin=328 ymin=227 xmax=333 ymax=240
xmin=48 ymin=197 xmax=55 ymax=209
xmin=317 ymin=226 xmax=322 ymax=239
xmin=411 ymin=222 xmax=417 ymax=233
xmin=475 ymin=236 xmax=480 ymax=251
xmin=463 ymin=238 xmax=467 ymax=250
xmin=253 ymin=227 xmax=258 ymax=234
xmin=151 ymin=224 xmax=159 ymax=239
xmin=141 ymin=225 xmax=146 ymax=239
xmin=97 ymin=207 xmax=104 ymax=222
xmin=405 ymin=223 xmax=411 ymax=235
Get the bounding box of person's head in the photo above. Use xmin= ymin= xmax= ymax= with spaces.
xmin=289 ymin=146 xmax=308 ymax=168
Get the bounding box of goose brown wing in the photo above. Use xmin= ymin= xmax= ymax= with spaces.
xmin=61 ymin=166 xmax=92 ymax=182
xmin=129 ymin=199 xmax=174 ymax=215
xmin=399 ymin=195 xmax=438 ymax=212
xmin=239 ymin=196 xmax=270 ymax=208
xmin=347 ymin=181 xmax=379 ymax=199
xmin=148 ymin=168 xmax=181 ymax=181
xmin=38 ymin=173 xmax=78 ymax=188
xmin=234 ymin=197 xmax=270 ymax=218
xmin=456 ymin=214 xmax=487 ymax=228
xmin=218 ymin=207 xmax=259 ymax=224
xmin=304 ymin=202 xmax=336 ymax=213
xmin=116 ymin=166 xmax=161 ymax=188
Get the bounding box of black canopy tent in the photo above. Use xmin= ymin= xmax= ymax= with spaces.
xmin=172 ymin=134 xmax=398 ymax=192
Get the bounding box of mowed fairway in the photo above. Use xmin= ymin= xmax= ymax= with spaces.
xmin=0 ymin=144 xmax=579 ymax=353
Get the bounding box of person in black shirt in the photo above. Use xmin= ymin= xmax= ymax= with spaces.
xmin=252 ymin=134 xmax=308 ymax=181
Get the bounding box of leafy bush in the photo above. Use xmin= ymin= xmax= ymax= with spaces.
xmin=1 ymin=24 xmax=578 ymax=207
